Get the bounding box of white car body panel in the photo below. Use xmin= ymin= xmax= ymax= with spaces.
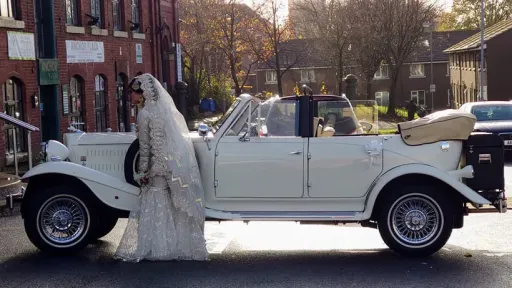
xmin=24 ymin=93 xmax=493 ymax=223
xmin=22 ymin=161 xmax=140 ymax=211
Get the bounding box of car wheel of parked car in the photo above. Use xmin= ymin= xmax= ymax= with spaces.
xmin=124 ymin=139 xmax=140 ymax=187
xmin=377 ymin=185 xmax=453 ymax=257
xmin=93 ymin=215 xmax=119 ymax=239
xmin=24 ymin=185 xmax=97 ymax=254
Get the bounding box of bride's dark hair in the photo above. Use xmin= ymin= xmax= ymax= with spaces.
xmin=128 ymin=77 xmax=144 ymax=94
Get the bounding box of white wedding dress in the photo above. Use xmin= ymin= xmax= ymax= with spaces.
xmin=114 ymin=74 xmax=208 ymax=262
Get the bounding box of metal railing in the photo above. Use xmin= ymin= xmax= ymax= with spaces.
xmin=0 ymin=112 xmax=39 ymax=176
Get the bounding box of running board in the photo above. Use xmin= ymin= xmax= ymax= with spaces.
xmin=205 ymin=208 xmax=364 ymax=221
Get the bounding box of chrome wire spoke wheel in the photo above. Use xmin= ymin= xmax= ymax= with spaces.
xmin=389 ymin=195 xmax=442 ymax=247
xmin=38 ymin=196 xmax=88 ymax=246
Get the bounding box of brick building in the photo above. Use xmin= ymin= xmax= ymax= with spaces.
xmin=445 ymin=19 xmax=512 ymax=106
xmin=0 ymin=0 xmax=179 ymax=170
xmin=256 ymin=31 xmax=475 ymax=111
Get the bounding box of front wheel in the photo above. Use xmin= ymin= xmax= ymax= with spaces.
xmin=377 ymin=185 xmax=453 ymax=257
xmin=23 ymin=185 xmax=96 ymax=254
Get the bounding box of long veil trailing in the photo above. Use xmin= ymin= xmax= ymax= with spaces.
xmin=142 ymin=74 xmax=205 ymax=226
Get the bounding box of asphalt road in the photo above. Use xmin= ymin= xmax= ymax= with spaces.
xmin=0 ymin=165 xmax=511 ymax=288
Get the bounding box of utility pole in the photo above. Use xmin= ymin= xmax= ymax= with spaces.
xmin=479 ymin=0 xmax=485 ymax=101
xmin=35 ymin=0 xmax=60 ymax=141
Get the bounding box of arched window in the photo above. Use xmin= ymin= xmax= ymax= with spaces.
xmin=69 ymin=76 xmax=85 ymax=131
xmin=94 ymin=75 xmax=107 ymax=132
xmin=2 ymin=78 xmax=25 ymax=154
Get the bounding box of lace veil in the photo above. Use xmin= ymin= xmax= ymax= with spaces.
xmin=134 ymin=73 xmax=206 ymax=226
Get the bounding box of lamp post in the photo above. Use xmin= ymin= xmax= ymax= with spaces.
xmin=423 ymin=23 xmax=434 ymax=111
xmin=479 ymin=0 xmax=485 ymax=101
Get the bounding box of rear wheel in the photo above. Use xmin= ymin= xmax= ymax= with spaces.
xmin=377 ymin=185 xmax=453 ymax=257
xmin=24 ymin=185 xmax=97 ymax=254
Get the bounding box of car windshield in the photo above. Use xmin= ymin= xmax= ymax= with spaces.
xmin=213 ymin=98 xmax=241 ymax=131
xmin=471 ymin=105 xmax=512 ymax=121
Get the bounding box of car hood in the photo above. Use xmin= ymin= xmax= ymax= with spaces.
xmin=474 ymin=121 xmax=512 ymax=134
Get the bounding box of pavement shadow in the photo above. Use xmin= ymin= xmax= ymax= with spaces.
xmin=1 ymin=245 xmax=510 ymax=288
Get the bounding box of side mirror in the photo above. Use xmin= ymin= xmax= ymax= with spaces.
xmin=198 ymin=122 xmax=209 ymax=137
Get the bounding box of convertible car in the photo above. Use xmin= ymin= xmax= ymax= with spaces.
xmin=19 ymin=94 xmax=507 ymax=258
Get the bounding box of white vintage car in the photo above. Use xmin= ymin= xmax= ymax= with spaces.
xmin=20 ymin=94 xmax=507 ymax=258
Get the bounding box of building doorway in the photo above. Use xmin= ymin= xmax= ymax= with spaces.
xmin=117 ymin=73 xmax=129 ymax=132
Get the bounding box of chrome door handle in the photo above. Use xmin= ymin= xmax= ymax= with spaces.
xmin=289 ymin=151 xmax=302 ymax=155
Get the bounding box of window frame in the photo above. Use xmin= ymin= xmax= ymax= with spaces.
xmin=131 ymin=0 xmax=140 ymax=32
xmin=69 ymin=76 xmax=86 ymax=131
xmin=0 ymin=0 xmax=18 ymax=19
xmin=65 ymin=0 xmax=79 ymax=26
xmin=94 ymin=75 xmax=107 ymax=132
xmin=375 ymin=91 xmax=390 ymax=106
xmin=91 ymin=0 xmax=103 ymax=28
xmin=409 ymin=64 xmax=425 ymax=78
xmin=300 ymin=69 xmax=315 ymax=83
xmin=2 ymin=78 xmax=26 ymax=154
xmin=265 ymin=70 xmax=277 ymax=84
xmin=374 ymin=65 xmax=389 ymax=79
xmin=411 ymin=90 xmax=426 ymax=106
xmin=112 ymin=0 xmax=123 ymax=31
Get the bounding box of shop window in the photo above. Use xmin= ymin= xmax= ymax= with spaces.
xmin=2 ymin=78 xmax=25 ymax=154
xmin=66 ymin=0 xmax=79 ymax=26
xmin=94 ymin=75 xmax=107 ymax=132
xmin=113 ymin=0 xmax=123 ymax=31
xmin=131 ymin=0 xmax=140 ymax=32
xmin=70 ymin=76 xmax=85 ymax=131
xmin=91 ymin=0 xmax=103 ymax=28
xmin=0 ymin=0 xmax=18 ymax=19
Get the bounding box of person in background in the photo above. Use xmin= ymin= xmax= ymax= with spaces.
xmin=407 ymin=99 xmax=418 ymax=121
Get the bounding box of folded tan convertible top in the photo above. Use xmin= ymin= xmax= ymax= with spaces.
xmin=397 ymin=109 xmax=477 ymax=146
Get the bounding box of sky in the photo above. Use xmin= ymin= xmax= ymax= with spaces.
xmin=240 ymin=0 xmax=453 ymax=21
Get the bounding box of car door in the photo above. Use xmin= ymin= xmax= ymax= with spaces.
xmin=307 ymin=99 xmax=383 ymax=198
xmin=214 ymin=99 xmax=306 ymax=198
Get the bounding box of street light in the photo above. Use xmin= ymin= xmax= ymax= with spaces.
xmin=423 ymin=22 xmax=434 ymax=112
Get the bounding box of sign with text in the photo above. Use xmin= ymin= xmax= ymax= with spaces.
xmin=430 ymin=84 xmax=436 ymax=93
xmin=38 ymin=59 xmax=60 ymax=85
xmin=66 ymin=40 xmax=105 ymax=63
xmin=7 ymin=32 xmax=35 ymax=60
xmin=135 ymin=43 xmax=143 ymax=63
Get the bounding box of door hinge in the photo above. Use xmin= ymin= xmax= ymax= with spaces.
xmin=214 ymin=180 xmax=218 ymax=187
xmin=307 ymin=152 xmax=311 ymax=160
xmin=215 ymin=149 xmax=219 ymax=156
xmin=307 ymin=181 xmax=311 ymax=187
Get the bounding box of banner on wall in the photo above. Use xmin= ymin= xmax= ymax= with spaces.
xmin=66 ymin=40 xmax=105 ymax=63
xmin=7 ymin=32 xmax=36 ymax=60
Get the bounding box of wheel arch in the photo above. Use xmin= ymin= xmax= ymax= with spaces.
xmin=363 ymin=164 xmax=489 ymax=221
xmin=22 ymin=173 xmax=130 ymax=219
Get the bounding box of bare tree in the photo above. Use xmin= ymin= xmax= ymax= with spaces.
xmin=213 ymin=1 xmax=265 ymax=96
xmin=290 ymin=0 xmax=352 ymax=95
xmin=373 ymin=0 xmax=437 ymax=115
xmin=439 ymin=0 xmax=512 ymax=30
xmin=180 ymin=0 xmax=217 ymax=103
xmin=255 ymin=0 xmax=298 ymax=96
xmin=348 ymin=0 xmax=386 ymax=100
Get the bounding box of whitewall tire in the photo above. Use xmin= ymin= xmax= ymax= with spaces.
xmin=377 ymin=185 xmax=453 ymax=257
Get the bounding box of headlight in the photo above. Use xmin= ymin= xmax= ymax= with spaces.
xmin=45 ymin=140 xmax=70 ymax=161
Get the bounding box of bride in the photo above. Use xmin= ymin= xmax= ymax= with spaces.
xmin=114 ymin=73 xmax=208 ymax=262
